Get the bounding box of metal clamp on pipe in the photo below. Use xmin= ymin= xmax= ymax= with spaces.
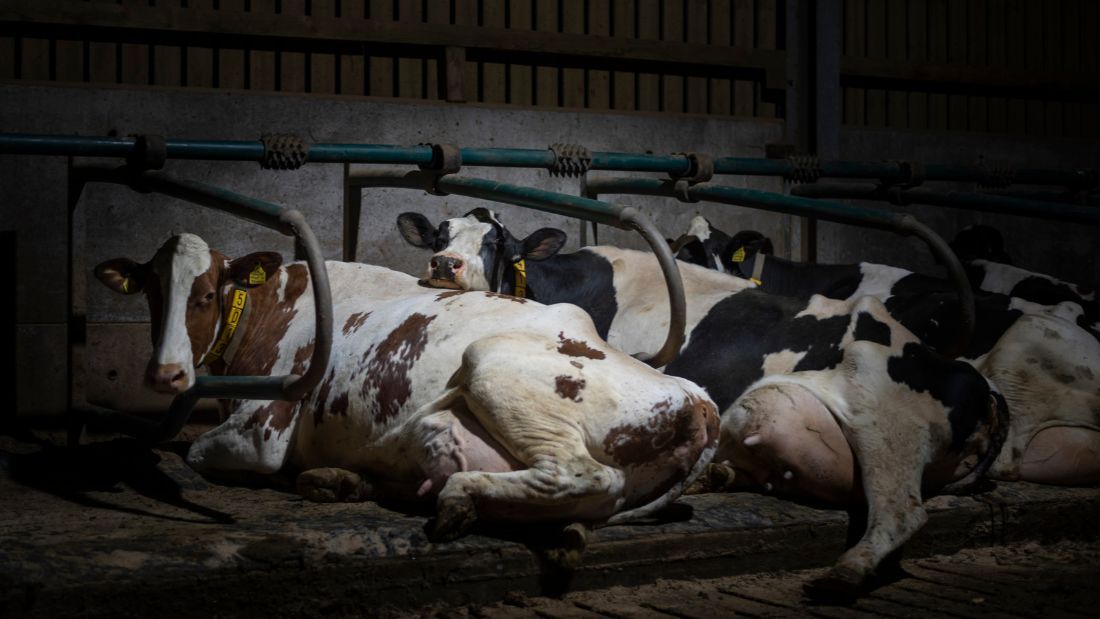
xmin=125 ymin=134 xmax=167 ymax=171
xmin=667 ymin=152 xmax=715 ymax=202
xmin=417 ymin=143 xmax=463 ymax=195
xmin=69 ymin=165 xmax=333 ymax=444
xmin=548 ymin=143 xmax=592 ymax=178
xmin=260 ymin=134 xmax=311 ymax=170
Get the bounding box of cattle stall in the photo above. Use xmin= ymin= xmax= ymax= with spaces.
xmin=2 ymin=0 xmax=1099 ymax=616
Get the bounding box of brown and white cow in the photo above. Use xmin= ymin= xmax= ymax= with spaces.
xmin=400 ymin=210 xmax=1010 ymax=599
xmin=94 ymin=233 xmax=720 ymax=540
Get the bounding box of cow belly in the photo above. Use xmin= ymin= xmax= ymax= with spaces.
xmin=1019 ymin=426 xmax=1100 ymax=485
xmin=721 ymin=383 xmax=857 ymax=505
xmin=412 ymin=406 xmax=523 ymax=497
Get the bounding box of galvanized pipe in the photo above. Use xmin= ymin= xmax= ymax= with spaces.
xmin=790 ymin=182 xmax=1100 ymax=227
xmin=3 ymin=133 xmax=1095 ymax=189
xmin=585 ymin=176 xmax=976 ymax=359
xmin=347 ymin=170 xmax=687 ymax=367
xmin=71 ymin=165 xmax=334 ymax=443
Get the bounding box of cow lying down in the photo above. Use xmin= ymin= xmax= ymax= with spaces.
xmin=94 ymin=233 xmax=720 ymax=541
xmin=673 ymin=216 xmax=1100 ymax=485
xmin=399 ymin=209 xmax=1010 ymax=598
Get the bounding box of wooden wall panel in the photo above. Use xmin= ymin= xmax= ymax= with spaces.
xmin=0 ymin=38 xmax=13 ymax=80
xmin=755 ymin=0 xmax=777 ymax=118
xmin=844 ymin=0 xmax=866 ymax=126
xmin=508 ymin=0 xmax=533 ymax=106
xmin=709 ymin=0 xmax=732 ymax=116
xmin=55 ymin=40 xmax=84 ymax=83
xmin=636 ymin=0 xmax=660 ymax=112
xmin=732 ymin=0 xmax=754 ymax=117
xmin=21 ymin=38 xmax=49 ymax=81
xmin=906 ymin=0 xmax=928 ymax=130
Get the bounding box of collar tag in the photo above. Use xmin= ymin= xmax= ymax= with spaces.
xmin=513 ymin=259 xmax=527 ymax=298
xmin=200 ymin=288 xmax=248 ymax=366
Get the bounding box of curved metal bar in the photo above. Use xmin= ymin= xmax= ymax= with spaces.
xmin=71 ymin=165 xmax=333 ymax=442
xmin=5 ymin=133 xmax=1096 ymax=190
xmin=347 ymin=169 xmax=687 ymax=367
xmin=585 ymin=176 xmax=975 ymax=358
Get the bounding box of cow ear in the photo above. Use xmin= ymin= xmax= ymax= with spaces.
xmin=676 ymin=238 xmax=709 ymax=266
xmin=95 ymin=258 xmax=147 ymax=294
xmin=669 ymin=234 xmax=699 ymax=254
xmin=520 ymin=228 xmax=567 ymax=261
xmin=397 ymin=212 xmax=437 ymax=248
xmin=228 ymin=252 xmax=283 ymax=287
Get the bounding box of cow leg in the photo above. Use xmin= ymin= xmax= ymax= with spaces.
xmin=186 ymin=400 xmax=299 ymax=477
xmin=806 ymin=433 xmax=929 ymax=601
xmin=1019 ymin=426 xmax=1100 ymax=485
xmin=296 ymin=468 xmax=374 ymax=502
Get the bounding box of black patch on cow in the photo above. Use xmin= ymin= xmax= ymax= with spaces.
xmin=505 ymin=250 xmax=618 ymax=339
xmin=886 ymin=290 xmax=1023 ymax=359
xmin=734 ymin=253 xmax=863 ymax=300
xmin=887 ymin=342 xmax=992 ymax=450
xmin=665 ymin=290 xmax=849 ymax=411
xmin=853 ymin=312 xmax=892 ymax=346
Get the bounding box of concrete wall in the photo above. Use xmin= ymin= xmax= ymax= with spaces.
xmin=0 ymin=83 xmax=787 ymax=415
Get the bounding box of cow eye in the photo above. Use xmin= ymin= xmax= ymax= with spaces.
xmin=204 ymin=292 xmax=215 ymax=302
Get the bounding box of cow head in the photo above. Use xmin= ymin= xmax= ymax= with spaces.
xmin=397 ymin=208 xmax=567 ymax=291
xmin=95 ymin=234 xmax=282 ymax=394
xmin=669 ymin=215 xmax=733 ymax=272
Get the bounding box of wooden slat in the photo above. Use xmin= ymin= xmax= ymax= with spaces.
xmin=398 ymin=0 xmax=424 ymax=100
xmin=368 ymin=0 xmax=394 ymax=97
xmin=1006 ymin=97 xmax=1026 ymax=135
xmin=988 ymin=96 xmax=1008 ymax=133
xmin=885 ymin=0 xmax=906 ymax=128
xmin=1045 ymin=101 xmax=1064 ymax=137
xmin=1025 ymin=98 xmax=1044 ymax=136
xmin=587 ymin=0 xmax=611 ymax=110
xmin=636 ymin=0 xmax=659 ymax=111
xmin=661 ymin=0 xmax=685 ymax=113
xmin=311 ymin=52 xmax=335 ymax=94
xmin=186 ymin=46 xmax=213 ymax=88
xmin=0 ymin=37 xmax=15 ymax=80
xmin=507 ymin=0 xmax=532 ymax=105
xmin=755 ymin=0 xmax=777 ymax=118
xmin=865 ymin=0 xmax=886 ymax=127
xmin=219 ymin=0 xmax=246 ymax=11
xmin=342 ymin=0 xmax=365 ymax=19
xmin=1062 ymin=0 xmax=1080 ymax=72
xmin=154 ymin=45 xmax=181 ymax=87
xmin=55 ymin=39 xmax=83 ymax=83
xmin=926 ymin=0 xmax=948 ymax=129
xmin=1024 ymin=0 xmax=1043 ymax=70
xmin=454 ymin=0 xmax=478 ymax=101
xmin=966 ymin=0 xmax=987 ymax=131
xmin=946 ymin=0 xmax=966 ymax=130
xmin=907 ymin=0 xmax=928 ymax=130
xmin=249 ymin=0 xmax=276 ymax=90
xmin=20 ymin=37 xmax=48 ymax=81
xmin=339 ymin=51 xmax=365 ymax=95
xmin=312 ymin=0 xmax=336 ymax=19
xmin=610 ymin=0 xmax=635 ymax=111
xmin=425 ymin=0 xmax=449 ymax=100
xmin=535 ymin=0 xmax=558 ymax=107
xmin=1082 ymin=103 xmax=1098 ymax=139
xmin=281 ymin=51 xmax=306 ymax=92
xmin=1043 ymin=0 xmax=1062 ymax=71
xmin=709 ymin=0 xmax=731 ymax=116
xmin=732 ymin=0 xmax=753 ymax=117
xmin=480 ymin=0 xmax=506 ymax=104
xmin=844 ymin=0 xmax=866 ymax=125
xmin=561 ymin=0 xmax=584 ymax=108
xmin=987 ymin=0 xmax=1006 ymax=66
xmin=218 ymin=48 xmax=245 ymax=90
xmin=683 ymin=0 xmax=707 ymax=114
xmin=1082 ymin=1 xmax=1098 ymax=73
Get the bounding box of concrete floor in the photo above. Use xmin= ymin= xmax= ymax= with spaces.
xmin=1 ymin=425 xmax=1097 ymax=618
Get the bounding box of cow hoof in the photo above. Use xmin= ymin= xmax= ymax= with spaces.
xmin=545 ymin=522 xmax=590 ymax=570
xmin=431 ymin=494 xmax=477 ymax=542
xmin=685 ymin=462 xmax=738 ymax=495
xmin=803 ymin=565 xmax=865 ymax=604
xmin=296 ymin=467 xmax=371 ymax=503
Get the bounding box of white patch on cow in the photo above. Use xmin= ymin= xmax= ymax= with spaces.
xmin=761 ymin=349 xmax=807 ymax=375
xmin=974 ymin=260 xmax=1031 ymax=296
xmin=151 ymin=233 xmax=211 ymax=384
xmin=276 ymin=266 xmax=290 ymax=304
xmin=686 ymin=215 xmax=712 ymax=242
xmin=849 ymin=263 xmax=911 ymax=301
xmin=795 ymin=294 xmax=852 ymax=320
xmin=431 ymin=216 xmax=494 ymax=291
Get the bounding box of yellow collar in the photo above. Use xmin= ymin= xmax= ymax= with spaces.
xmin=200 ymin=287 xmax=249 ymax=367
xmin=513 ymin=259 xmax=527 ymax=298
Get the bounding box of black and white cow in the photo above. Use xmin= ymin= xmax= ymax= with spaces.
xmin=399 ymin=209 xmax=1010 ymax=597
xmin=675 ymin=219 xmax=1100 ymax=486
xmin=94 ymin=233 xmax=721 ymax=541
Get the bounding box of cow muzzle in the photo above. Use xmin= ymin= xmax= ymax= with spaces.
xmin=145 ymin=362 xmax=191 ymax=394
xmin=425 ymin=254 xmax=466 ymax=290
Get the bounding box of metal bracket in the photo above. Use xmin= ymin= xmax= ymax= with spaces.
xmin=785 ymin=153 xmax=822 ymax=184
xmin=260 ymin=134 xmax=311 ymax=170
xmin=125 ymin=134 xmax=167 ymax=172
xmin=548 ymin=143 xmax=592 ymax=178
xmin=669 ymin=152 xmax=715 ymax=184
xmin=417 ymin=143 xmax=463 ymax=195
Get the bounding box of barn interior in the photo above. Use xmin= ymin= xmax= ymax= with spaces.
xmin=1 ymin=1 xmax=1099 ymax=616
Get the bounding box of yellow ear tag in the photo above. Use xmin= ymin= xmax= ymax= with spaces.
xmin=248 ymin=263 xmax=267 ymax=285
xmin=731 ymin=247 xmax=746 ymax=263
xmin=121 ymin=277 xmax=131 ymax=293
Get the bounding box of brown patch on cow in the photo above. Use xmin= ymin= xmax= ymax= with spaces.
xmin=311 ymin=369 xmax=338 ymax=427
xmin=603 ymin=399 xmax=704 ymax=468
xmin=554 ymin=375 xmax=586 ymax=402
xmin=556 ymin=331 xmax=606 ymax=360
xmin=227 ymin=264 xmax=310 ymax=377
xmin=342 ymin=312 xmax=372 ymax=336
xmin=244 ymin=400 xmax=297 ymax=436
xmin=485 ymin=291 xmax=529 ymax=304
xmin=360 ymin=312 xmax=438 ymax=423
xmin=434 ymin=290 xmax=467 ymax=301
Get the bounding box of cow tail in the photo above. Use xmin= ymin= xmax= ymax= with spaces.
xmin=605 ymin=403 xmax=720 ymax=525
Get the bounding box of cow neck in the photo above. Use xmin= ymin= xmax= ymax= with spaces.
xmin=199 ymin=283 xmax=252 ymax=368
xmin=731 ymin=250 xmax=766 ymax=286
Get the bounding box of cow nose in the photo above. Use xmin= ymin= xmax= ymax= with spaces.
xmin=430 ymin=255 xmax=464 ymax=280
xmin=145 ymin=362 xmax=189 ymax=394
